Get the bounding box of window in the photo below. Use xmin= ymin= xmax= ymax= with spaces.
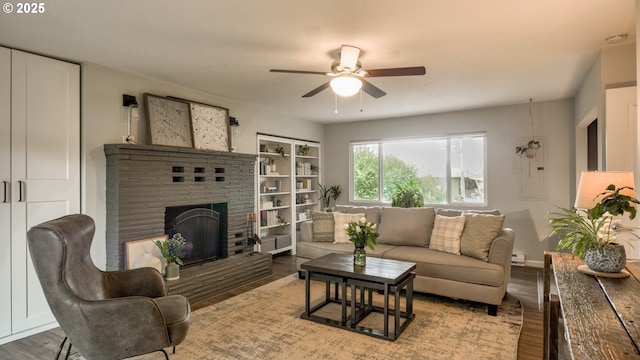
xmin=350 ymin=133 xmax=486 ymax=205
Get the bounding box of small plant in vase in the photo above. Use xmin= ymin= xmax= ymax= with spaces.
xmin=550 ymin=184 xmax=640 ymax=273
xmin=275 ymin=144 xmax=287 ymax=158
xmin=319 ymin=184 xmax=342 ymax=211
xmin=297 ymin=144 xmax=310 ymax=156
xmin=344 ymin=217 xmax=379 ymax=266
xmin=155 ymin=233 xmax=186 ymax=280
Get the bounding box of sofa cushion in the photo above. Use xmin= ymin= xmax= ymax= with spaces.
xmin=436 ymin=208 xmax=463 ymax=217
xmin=382 ymin=246 xmax=504 ymax=287
xmin=429 ymin=215 xmax=465 ymax=255
xmin=335 ymin=205 xmax=381 ymax=224
xmin=297 ymin=240 xmax=398 ymax=260
xmin=377 ymin=207 xmax=435 ymax=247
xmin=333 ymin=212 xmax=365 ymax=244
xmin=460 ymin=213 xmax=505 ymax=261
xmin=310 ymin=211 xmax=334 ymax=242
xmin=465 ymin=209 xmax=501 ymax=216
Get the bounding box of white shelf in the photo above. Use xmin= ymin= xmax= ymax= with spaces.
xmin=257 ymin=135 xmax=321 ymax=257
xmin=260 ymin=205 xmax=290 ymax=211
xmin=260 ymin=191 xmax=290 ymax=196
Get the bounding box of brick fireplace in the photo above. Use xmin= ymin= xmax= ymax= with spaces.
xmin=104 ymin=144 xmax=272 ymax=303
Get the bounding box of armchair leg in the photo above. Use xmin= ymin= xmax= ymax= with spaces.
xmin=55 ymin=337 xmax=67 ymax=360
xmin=160 ymin=349 xmax=169 ymax=360
xmin=173 ymin=345 xmax=176 ymax=354
xmin=55 ymin=337 xmax=74 ymax=360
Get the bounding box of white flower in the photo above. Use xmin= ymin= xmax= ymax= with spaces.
xmin=356 ymin=227 xmax=361 ymax=233
xmin=343 ymin=223 xmax=349 ymax=229
xmin=359 ymin=217 xmax=366 ymax=223
xmin=371 ymin=223 xmax=376 ymax=230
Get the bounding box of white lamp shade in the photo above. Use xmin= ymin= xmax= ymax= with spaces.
xmin=574 ymin=171 xmax=636 ymax=209
xmin=330 ymin=75 xmax=362 ymax=97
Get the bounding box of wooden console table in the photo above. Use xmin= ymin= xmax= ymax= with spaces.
xmin=544 ymin=252 xmax=640 ymax=359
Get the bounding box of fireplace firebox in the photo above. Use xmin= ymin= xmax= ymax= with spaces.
xmin=165 ymin=202 xmax=228 ymax=267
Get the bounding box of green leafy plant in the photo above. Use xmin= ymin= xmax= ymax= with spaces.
xmin=297 ymin=144 xmax=310 ymax=155
xmin=515 ymin=140 xmax=541 ymax=157
xmin=391 ymin=180 xmax=425 ymax=208
xmin=275 ymin=144 xmax=286 ymax=157
xmin=549 ymin=184 xmax=640 ymax=259
xmin=318 ymin=184 xmax=342 ymax=209
xmin=154 ymin=233 xmax=186 ymax=265
xmin=344 ymin=217 xmax=379 ymax=250
xmin=550 ymin=207 xmax=613 ymax=259
xmin=591 ymin=184 xmax=640 ymax=220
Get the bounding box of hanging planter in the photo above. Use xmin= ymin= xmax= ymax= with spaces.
xmin=516 ymin=139 xmax=541 ymax=159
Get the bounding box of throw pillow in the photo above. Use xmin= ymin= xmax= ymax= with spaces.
xmin=333 ymin=212 xmax=365 ymax=244
xmin=429 ymin=215 xmax=465 ymax=255
xmin=311 ymin=211 xmax=335 ymax=242
xmin=460 ymin=213 xmax=505 ymax=261
xmin=376 ymin=207 xmax=435 ymax=247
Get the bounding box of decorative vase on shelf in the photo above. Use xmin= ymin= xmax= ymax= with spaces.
xmin=353 ymin=242 xmax=366 ymax=267
xmin=584 ymin=244 xmax=626 ymax=273
xmin=165 ymin=262 xmax=180 ymax=281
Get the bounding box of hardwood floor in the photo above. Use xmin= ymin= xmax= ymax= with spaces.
xmin=0 ymin=255 xmax=543 ymax=359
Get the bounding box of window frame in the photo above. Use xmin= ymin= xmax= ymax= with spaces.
xmin=348 ymin=132 xmax=488 ymax=206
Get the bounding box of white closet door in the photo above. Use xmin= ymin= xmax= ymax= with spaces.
xmin=10 ymin=50 xmax=80 ymax=332
xmin=0 ymin=47 xmax=11 ymax=338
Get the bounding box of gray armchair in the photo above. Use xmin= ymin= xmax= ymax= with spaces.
xmin=27 ymin=214 xmax=190 ymax=360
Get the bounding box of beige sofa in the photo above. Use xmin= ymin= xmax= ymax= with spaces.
xmin=296 ymin=205 xmax=515 ymax=315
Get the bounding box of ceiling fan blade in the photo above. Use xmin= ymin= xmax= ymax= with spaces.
xmin=365 ymin=66 xmax=426 ymax=77
xmin=339 ymin=45 xmax=360 ymax=70
xmin=361 ymin=79 xmax=387 ymax=98
xmin=270 ymin=69 xmax=327 ymax=75
xmin=302 ymin=82 xmax=331 ymax=97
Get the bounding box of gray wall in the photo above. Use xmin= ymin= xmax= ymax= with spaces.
xmin=323 ymin=99 xmax=575 ymax=265
xmin=82 ymin=63 xmax=324 ymax=269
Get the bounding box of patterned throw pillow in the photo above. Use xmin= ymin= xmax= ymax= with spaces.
xmin=311 ymin=211 xmax=335 ymax=242
xmin=333 ymin=212 xmax=365 ymax=244
xmin=429 ymin=215 xmax=466 ymax=255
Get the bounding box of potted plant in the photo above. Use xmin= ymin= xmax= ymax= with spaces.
xmin=275 ymin=144 xmax=286 ymax=158
xmin=344 ymin=217 xmax=379 ymax=266
xmin=297 ymin=144 xmax=310 ymax=156
xmin=515 ymin=139 xmax=541 ymax=159
xmin=154 ymin=233 xmax=186 ymax=280
xmin=549 ymin=185 xmax=640 ymax=273
xmin=391 ymin=180 xmax=425 ymax=208
xmin=318 ymin=184 xmax=341 ymax=211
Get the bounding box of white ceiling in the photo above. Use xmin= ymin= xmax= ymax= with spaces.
xmin=0 ymin=0 xmax=635 ymax=123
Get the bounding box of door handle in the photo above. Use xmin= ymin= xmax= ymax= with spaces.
xmin=18 ymin=180 xmax=25 ymax=202
xmin=2 ymin=181 xmax=7 ymax=203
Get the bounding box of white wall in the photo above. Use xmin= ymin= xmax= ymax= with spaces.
xmin=81 ymin=63 xmax=323 ymax=268
xmin=323 ymin=99 xmax=574 ymax=264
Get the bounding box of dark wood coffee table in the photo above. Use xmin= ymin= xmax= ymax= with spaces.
xmin=300 ymin=253 xmax=416 ymax=341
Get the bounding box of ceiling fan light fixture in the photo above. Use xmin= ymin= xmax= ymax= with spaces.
xmin=330 ymin=75 xmax=362 ymax=97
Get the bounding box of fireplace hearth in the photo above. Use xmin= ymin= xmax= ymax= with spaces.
xmin=165 ymin=203 xmax=228 ymax=267
xmin=105 ymin=144 xmax=273 ymax=304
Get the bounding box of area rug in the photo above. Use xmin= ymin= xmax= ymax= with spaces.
xmin=137 ymin=274 xmax=522 ymax=360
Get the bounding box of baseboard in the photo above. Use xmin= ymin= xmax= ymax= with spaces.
xmin=524 ymin=260 xmax=543 ymax=268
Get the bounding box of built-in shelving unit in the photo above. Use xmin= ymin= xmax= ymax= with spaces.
xmin=256 ymin=135 xmax=321 ymax=255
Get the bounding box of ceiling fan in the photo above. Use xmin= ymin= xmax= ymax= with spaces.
xmin=270 ymin=45 xmax=426 ymax=98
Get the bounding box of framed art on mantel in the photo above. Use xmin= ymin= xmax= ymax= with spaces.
xmin=190 ymin=102 xmax=230 ymax=151
xmin=144 ymin=93 xmax=193 ymax=148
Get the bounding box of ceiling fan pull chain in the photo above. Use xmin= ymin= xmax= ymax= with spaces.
xmin=360 ymin=89 xmax=363 ymax=112
xmin=334 ymin=93 xmax=338 ymax=114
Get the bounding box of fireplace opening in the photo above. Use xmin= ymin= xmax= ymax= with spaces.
xmin=165 ymin=202 xmax=228 ymax=267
